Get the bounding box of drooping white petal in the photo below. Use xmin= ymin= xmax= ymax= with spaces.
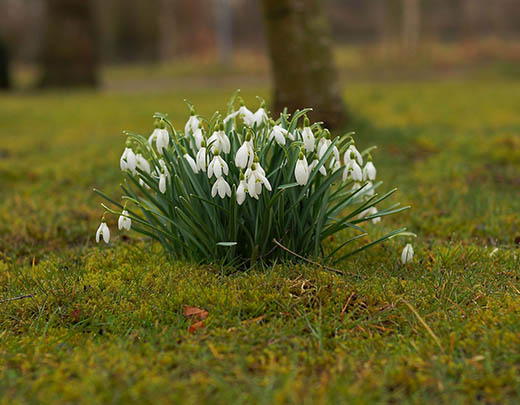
xmin=185 ymin=115 xmax=200 ymax=135
xmin=269 ymin=125 xmax=287 ymax=146
xmin=118 ymin=210 xmax=131 ymax=231
xmin=295 ymin=156 xmax=310 ymax=185
xmin=95 ymin=223 xmax=103 ymax=243
xmin=239 ymin=105 xmax=255 ymax=126
xmin=236 ymin=180 xmax=247 ymax=205
xmin=184 ymin=153 xmax=199 ymax=174
xmin=310 ymin=159 xmax=327 ymax=176
xmin=196 ymin=147 xmax=207 ymax=172
xmin=401 ymin=244 xmax=414 ymax=264
xmin=302 ymin=127 xmax=315 ymax=152
xmin=102 ymin=223 xmax=110 ymax=243
xmin=192 ymin=128 xmax=204 ymax=150
xmin=159 ymin=173 xmax=167 ymax=194
xmin=136 ymin=154 xmax=151 ymax=174
xmin=363 ymin=161 xmax=376 ymax=181
xmin=235 ymin=141 xmax=254 ymax=169
xmin=252 ymin=108 xmax=267 ymax=127
xmin=155 ymin=129 xmax=170 ymax=154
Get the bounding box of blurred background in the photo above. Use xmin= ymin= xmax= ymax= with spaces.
xmin=1 ymin=0 xmax=520 ymax=93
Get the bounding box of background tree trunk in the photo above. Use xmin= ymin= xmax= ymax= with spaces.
xmin=402 ymin=0 xmax=420 ymax=48
xmin=0 ymin=37 xmax=10 ymax=90
xmin=40 ymin=0 xmax=99 ymax=87
xmin=260 ymin=0 xmax=346 ymax=128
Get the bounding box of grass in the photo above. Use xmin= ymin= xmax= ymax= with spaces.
xmin=1 ymin=68 xmax=520 ymax=403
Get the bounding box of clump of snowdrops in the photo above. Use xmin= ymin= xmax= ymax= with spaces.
xmin=95 ymin=93 xmax=410 ymax=267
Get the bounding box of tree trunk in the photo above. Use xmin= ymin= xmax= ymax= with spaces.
xmin=402 ymin=0 xmax=420 ymax=48
xmin=0 ymin=37 xmax=10 ymax=90
xmin=260 ymin=0 xmax=346 ymax=128
xmin=40 ymin=0 xmax=99 ymax=87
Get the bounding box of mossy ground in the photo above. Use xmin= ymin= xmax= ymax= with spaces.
xmin=1 ymin=65 xmax=519 ymax=403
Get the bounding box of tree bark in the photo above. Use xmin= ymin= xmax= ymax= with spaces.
xmin=40 ymin=0 xmax=99 ymax=87
xmin=260 ymin=0 xmax=346 ymax=128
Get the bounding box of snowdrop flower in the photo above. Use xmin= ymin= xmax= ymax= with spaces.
xmin=224 ymin=110 xmax=239 ymax=124
xmin=344 ymin=144 xmax=363 ymax=166
xmin=207 ymin=151 xmax=229 ymax=179
xmin=196 ymin=141 xmax=207 ymax=172
xmin=136 ymin=153 xmax=151 ymax=174
xmin=183 ymin=151 xmax=199 ymax=174
xmin=295 ymin=151 xmax=310 ymax=185
xmin=236 ymin=174 xmax=248 ymax=205
xmin=157 ymin=159 xmax=170 ymax=179
xmin=185 ymin=112 xmax=200 ymax=135
xmin=309 ymin=154 xmax=327 ymax=176
xmin=95 ymin=220 xmax=110 ymax=244
xmin=235 ymin=132 xmax=254 ymax=169
xmin=343 ymin=154 xmax=362 ymax=182
xmin=118 ymin=210 xmax=131 ymax=231
xmin=120 ymin=147 xmax=137 ymax=173
xmin=301 ymin=118 xmax=315 ymax=152
xmin=207 ymin=123 xmax=230 ymax=154
xmin=245 ymin=160 xmax=271 ymax=199
xmin=155 ymin=128 xmax=169 ymax=155
xmin=159 ymin=172 xmax=167 ymax=194
xmin=363 ymin=160 xmax=376 ymax=181
xmin=238 ymin=104 xmax=255 ymax=126
xmin=401 ymin=243 xmax=414 ymax=264
xmin=358 ymin=206 xmax=380 ymax=224
xmin=269 ymin=124 xmax=288 ymax=146
xmin=317 ymin=130 xmax=340 ymax=162
xmin=212 ymin=177 xmax=232 ymax=198
xmin=192 ymin=125 xmax=204 ymax=150
xmin=251 ymin=107 xmax=268 ymax=127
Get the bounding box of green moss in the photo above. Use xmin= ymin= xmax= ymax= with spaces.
xmin=1 ymin=72 xmax=520 ymax=403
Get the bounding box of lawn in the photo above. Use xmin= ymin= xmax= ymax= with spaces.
xmin=1 ymin=71 xmax=519 ymax=403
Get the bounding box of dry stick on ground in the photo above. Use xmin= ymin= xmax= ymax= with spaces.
xmin=0 ymin=294 xmax=34 ymax=303
xmin=272 ymin=238 xmax=365 ymax=279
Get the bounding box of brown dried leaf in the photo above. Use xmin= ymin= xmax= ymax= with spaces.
xmin=188 ymin=320 xmax=204 ymax=334
xmin=183 ymin=306 xmax=208 ymax=320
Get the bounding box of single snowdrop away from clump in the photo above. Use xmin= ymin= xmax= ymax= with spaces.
xmin=401 ymin=243 xmax=414 ymax=264
xmin=96 ymin=220 xmax=110 ymax=244
xmin=94 ymin=92 xmax=411 ymax=266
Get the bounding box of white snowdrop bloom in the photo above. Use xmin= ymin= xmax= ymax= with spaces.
xmin=184 ymin=153 xmax=199 ymax=174
xmin=301 ymin=126 xmax=315 ymax=153
xmin=358 ymin=206 xmax=380 ymax=224
xmin=159 ymin=172 xmax=167 ymax=194
xmin=211 ymin=177 xmax=232 ymax=198
xmin=344 ymin=145 xmax=363 ymax=166
xmin=239 ymin=105 xmax=255 ymax=126
xmin=196 ymin=146 xmax=207 ymax=172
xmin=251 ymin=107 xmax=268 ymax=127
xmin=139 ymin=178 xmax=150 ymax=189
xmin=136 ymin=154 xmax=151 ymax=174
xmin=207 ymin=125 xmax=230 ymax=154
xmin=192 ymin=127 xmax=204 ymax=150
xmin=295 ymin=153 xmax=310 ymax=185
xmin=245 ymin=162 xmax=271 ymax=198
xmin=363 ymin=161 xmax=376 ymax=181
xmin=235 ymin=135 xmax=254 ymax=169
xmin=157 ymin=159 xmax=170 ymax=179
xmin=207 ymin=153 xmax=229 ymax=179
xmin=120 ymin=147 xmax=137 ymax=173
xmin=185 ymin=113 xmax=200 ymax=135
xmin=118 ymin=210 xmax=131 ymax=231
xmin=224 ymin=110 xmax=239 ymax=124
xmin=236 ymin=178 xmax=248 ymax=205
xmin=318 ymin=135 xmax=340 ymax=163
xmin=95 ymin=221 xmax=110 ymax=244
xmin=363 ymin=181 xmax=375 ymax=198
xmin=309 ymin=158 xmax=327 ymax=176
xmin=269 ymin=125 xmax=288 ymax=146
xmin=155 ymin=128 xmax=169 ymax=155
xmin=343 ymin=158 xmax=362 ymax=182
xmin=329 ymin=158 xmax=342 ymax=173
xmin=401 ymin=243 xmax=414 ymax=264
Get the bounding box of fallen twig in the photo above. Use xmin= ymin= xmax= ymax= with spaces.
xmin=0 ymin=294 xmax=34 ymax=304
xmin=272 ymin=238 xmax=365 ymax=279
